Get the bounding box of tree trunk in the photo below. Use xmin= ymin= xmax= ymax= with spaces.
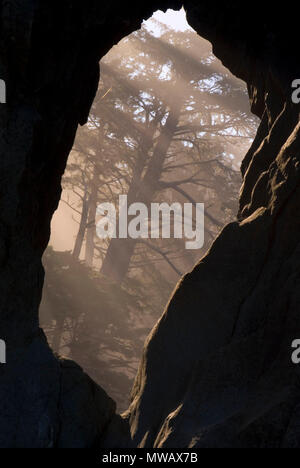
xmin=85 ymin=168 xmax=99 ymax=267
xmin=100 ymin=97 xmax=183 ymax=283
xmin=72 ymin=191 xmax=89 ymax=260
xmin=51 ymin=315 xmax=65 ymax=352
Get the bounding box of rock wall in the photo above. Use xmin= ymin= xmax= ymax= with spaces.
xmin=0 ymin=0 xmax=299 ymax=448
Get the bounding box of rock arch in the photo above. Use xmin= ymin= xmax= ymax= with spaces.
xmin=0 ymin=0 xmax=299 ymax=448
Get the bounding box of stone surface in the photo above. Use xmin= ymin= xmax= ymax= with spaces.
xmin=0 ymin=330 xmax=115 ymax=447
xmin=0 ymin=0 xmax=300 ymax=448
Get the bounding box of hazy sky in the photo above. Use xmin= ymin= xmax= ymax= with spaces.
xmin=145 ymin=8 xmax=192 ymax=35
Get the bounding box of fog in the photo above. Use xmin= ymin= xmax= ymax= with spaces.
xmin=42 ymin=9 xmax=259 ymax=412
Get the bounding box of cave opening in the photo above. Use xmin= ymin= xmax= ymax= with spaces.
xmin=2 ymin=0 xmax=300 ymax=450
xmin=40 ymin=8 xmax=259 ymax=412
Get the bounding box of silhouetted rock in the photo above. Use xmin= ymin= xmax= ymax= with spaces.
xmin=0 ymin=0 xmax=299 ymax=448
xmin=0 ymin=330 xmax=115 ymax=447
